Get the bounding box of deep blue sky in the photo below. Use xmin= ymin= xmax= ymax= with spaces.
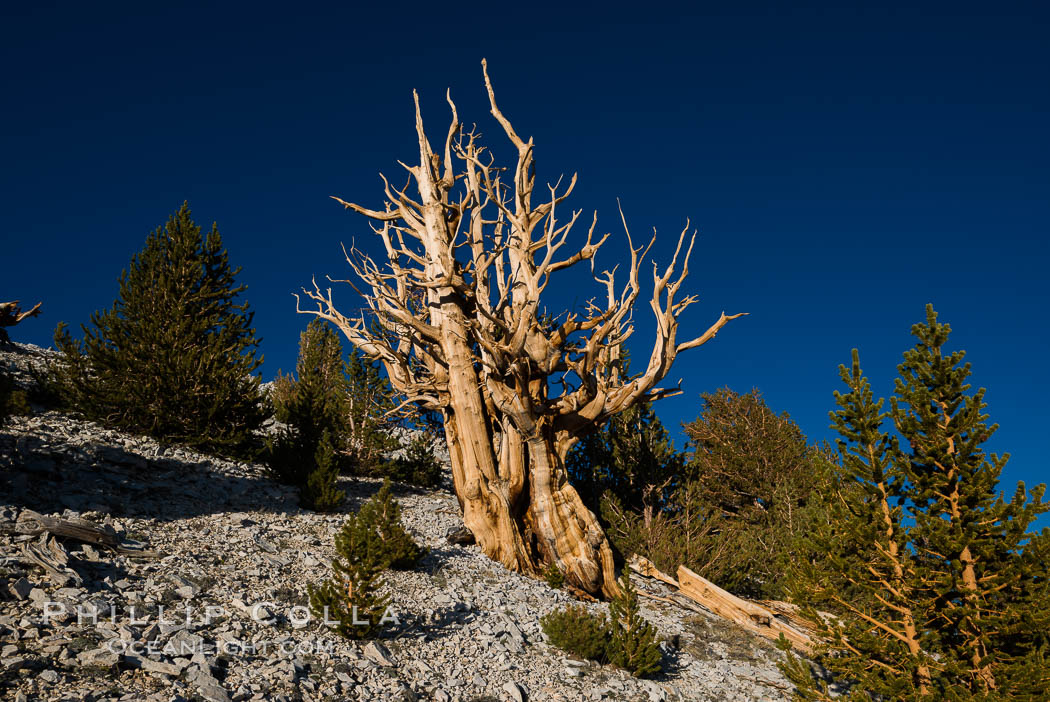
xmin=3 ymin=2 xmax=1047 ymax=522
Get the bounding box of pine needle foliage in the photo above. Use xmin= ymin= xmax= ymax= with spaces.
xmin=540 ymin=605 xmax=610 ymax=662
xmin=49 ymin=203 xmax=264 ymax=455
xmin=567 ymin=400 xmax=684 ymax=511
xmin=781 ymin=349 xmax=934 ymax=700
xmin=342 ymin=349 xmax=399 ymax=473
xmin=680 ymin=388 xmax=835 ymax=598
xmin=267 ymin=320 xmax=349 ymax=506
xmin=308 ymin=480 xmax=423 ymax=639
xmin=387 ymin=433 xmax=443 ymax=488
xmin=299 ymin=429 xmax=345 ymax=512
xmin=269 ymin=321 xmax=401 ymax=482
xmin=541 ymin=573 xmax=663 ymax=678
xmin=307 ymin=546 xmax=389 ymax=640
xmin=783 ymin=305 xmax=1050 ymax=701
xmin=607 ymin=573 xmax=663 ymax=678
xmin=0 ymin=369 xmax=30 ymax=423
xmin=352 ymin=480 xmax=426 ymax=570
xmin=891 ymin=305 xmax=1049 ymax=698
xmin=543 ymin=561 xmax=565 ymax=590
xmin=599 ymin=389 xmax=832 ymax=600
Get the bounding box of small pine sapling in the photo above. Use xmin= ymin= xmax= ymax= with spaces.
xmin=300 ymin=429 xmax=345 ymax=512
xmin=308 ymin=479 xmax=422 ymax=639
xmin=307 ymin=549 xmax=389 ymax=640
xmin=606 ymin=573 xmax=663 ymax=678
xmin=543 ymin=561 xmax=565 ymax=590
xmin=388 ymin=433 xmax=443 ymax=488
xmin=540 ymin=605 xmax=609 ymax=662
xmin=355 ymin=480 xmax=426 ymax=569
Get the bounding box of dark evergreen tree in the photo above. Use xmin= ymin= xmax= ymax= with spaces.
xmin=267 ymin=320 xmax=348 ymax=509
xmin=567 ymin=400 xmax=684 ymax=512
xmin=540 ymin=605 xmax=610 ymax=662
xmin=50 ymin=203 xmax=264 ymax=454
xmin=387 ymin=432 xmax=443 ymax=488
xmin=307 ymin=479 xmax=423 ymax=639
xmin=781 ymin=350 xmax=934 ymax=699
xmin=342 ymin=349 xmax=399 ymax=473
xmin=353 ymin=480 xmax=426 ymax=570
xmin=783 ymin=306 xmax=1050 ymax=701
xmin=271 ymin=320 xmax=347 ymax=460
xmin=299 ymin=429 xmax=345 ymax=512
xmin=0 ymin=368 xmax=29 ymax=423
xmin=891 ymin=305 xmax=1049 ymax=698
xmin=600 ymin=388 xmax=831 ymax=599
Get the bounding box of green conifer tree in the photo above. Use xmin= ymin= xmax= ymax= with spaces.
xmin=783 ymin=306 xmax=1050 ymax=700
xmin=308 ymin=526 xmax=390 ymax=639
xmin=567 ymin=400 xmax=684 ymax=511
xmin=299 ymin=429 xmax=345 ymax=512
xmin=781 ymin=350 xmax=933 ymax=699
xmin=271 ymin=320 xmax=348 ymax=460
xmin=268 ymin=320 xmax=349 ymax=509
xmin=387 ymin=433 xmax=443 ymax=488
xmin=343 ymin=349 xmax=399 ymax=473
xmin=606 ymin=572 xmax=663 ymax=678
xmin=354 ymin=480 xmax=426 ymax=570
xmin=50 ymin=203 xmax=264 ymax=454
xmin=307 ymin=479 xmax=423 ymax=639
xmin=891 ymin=305 xmax=1049 ymax=697
xmin=0 ymin=368 xmax=25 ymax=424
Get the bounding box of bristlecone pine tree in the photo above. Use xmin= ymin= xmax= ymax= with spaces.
xmin=782 ymin=306 xmax=1050 ymax=701
xmin=681 ymin=388 xmax=835 ymax=598
xmin=297 ymin=60 xmax=744 ymax=597
xmin=1 ymin=368 xmax=29 ymax=424
xmin=780 ymin=349 xmax=935 ymax=699
xmin=607 ymin=573 xmax=663 ymax=678
xmin=342 ymin=348 xmax=399 ymax=473
xmin=268 ymin=319 xmax=349 ymax=510
xmin=51 ymin=203 xmax=264 ymax=454
xmin=298 ymin=429 xmax=345 ymax=512
xmin=308 ymin=480 xmax=424 ymax=639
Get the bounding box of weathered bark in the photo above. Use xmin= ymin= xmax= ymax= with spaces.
xmin=0 ymin=300 xmax=42 ymax=343
xmin=19 ymin=535 xmax=83 ymax=587
xmin=629 ymin=555 xmax=816 ymax=652
xmin=298 ymin=61 xmax=743 ymax=597
xmin=677 ymin=565 xmax=814 ymax=652
xmin=8 ymin=509 xmax=161 ymax=557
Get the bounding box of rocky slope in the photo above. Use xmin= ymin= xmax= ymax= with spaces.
xmin=0 ymin=343 xmax=793 ymax=702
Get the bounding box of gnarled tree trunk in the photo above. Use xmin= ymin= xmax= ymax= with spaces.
xmin=299 ymin=60 xmax=743 ymax=597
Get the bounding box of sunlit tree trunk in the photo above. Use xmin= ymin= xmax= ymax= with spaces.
xmin=298 ymin=60 xmax=743 ymax=597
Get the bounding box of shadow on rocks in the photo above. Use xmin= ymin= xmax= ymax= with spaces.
xmin=0 ymin=423 xmax=300 ymax=521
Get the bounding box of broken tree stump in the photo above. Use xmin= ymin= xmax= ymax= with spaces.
xmin=19 ymin=535 xmax=83 ymax=587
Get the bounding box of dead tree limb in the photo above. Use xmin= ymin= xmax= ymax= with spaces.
xmin=10 ymin=509 xmax=161 ymax=557
xmin=0 ymin=300 xmax=42 ymax=343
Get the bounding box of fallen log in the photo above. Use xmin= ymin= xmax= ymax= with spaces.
xmin=677 ymin=565 xmax=813 ymax=653
xmin=627 ymin=553 xmax=679 ymax=589
xmin=628 ymin=555 xmax=815 ymax=652
xmin=757 ymin=598 xmax=821 ymax=637
xmin=9 ymin=509 xmax=161 ymax=557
